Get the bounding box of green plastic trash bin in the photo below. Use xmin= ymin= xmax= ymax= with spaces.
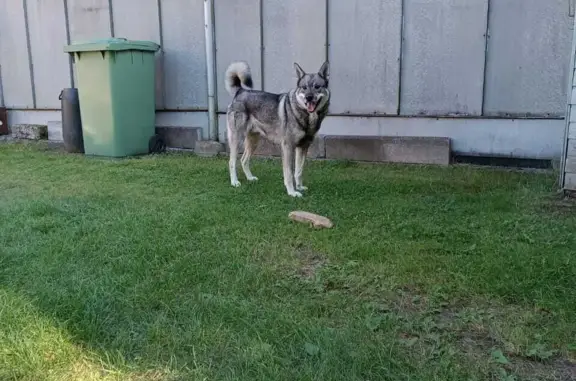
xmin=64 ymin=38 xmax=160 ymax=157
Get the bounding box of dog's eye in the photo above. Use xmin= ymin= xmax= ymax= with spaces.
xmin=302 ymin=86 xmax=308 ymax=90
xmin=314 ymin=84 xmax=320 ymax=89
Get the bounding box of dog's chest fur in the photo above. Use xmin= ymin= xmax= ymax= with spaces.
xmin=293 ymin=105 xmax=327 ymax=148
xmin=296 ymin=112 xmax=318 ymax=143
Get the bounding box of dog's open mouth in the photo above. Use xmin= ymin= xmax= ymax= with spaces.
xmin=305 ymin=102 xmax=317 ymax=113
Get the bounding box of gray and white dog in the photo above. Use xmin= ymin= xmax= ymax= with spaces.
xmin=224 ymin=60 xmax=330 ymax=197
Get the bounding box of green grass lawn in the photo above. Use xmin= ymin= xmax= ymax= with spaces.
xmin=1 ymin=142 xmax=575 ymax=381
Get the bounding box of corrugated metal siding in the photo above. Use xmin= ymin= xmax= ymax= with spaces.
xmin=329 ymin=0 xmax=402 ymax=114
xmin=0 ymin=0 xmax=573 ymax=126
xmin=26 ymin=0 xmax=70 ymax=109
xmin=400 ymin=0 xmax=488 ymax=116
xmin=0 ymin=1 xmax=34 ymax=108
xmin=215 ymin=0 xmax=262 ymax=112
xmin=159 ymin=0 xmax=207 ymax=110
xmin=484 ymin=0 xmax=572 ymax=117
xmin=262 ymin=0 xmax=327 ymax=93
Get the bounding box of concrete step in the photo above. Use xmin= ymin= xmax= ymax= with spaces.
xmin=11 ymin=124 xmax=48 ymax=140
xmin=324 ymin=135 xmax=451 ymax=165
xmin=223 ymin=135 xmax=451 ymax=165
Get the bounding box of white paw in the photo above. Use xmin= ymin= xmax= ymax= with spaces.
xmin=231 ymin=179 xmax=241 ymax=187
xmin=296 ymin=185 xmax=308 ymax=191
xmin=288 ymin=190 xmax=303 ymax=198
xmin=247 ymin=176 xmax=259 ymax=182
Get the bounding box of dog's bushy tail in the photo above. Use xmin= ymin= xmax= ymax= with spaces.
xmin=225 ymin=61 xmax=253 ymax=96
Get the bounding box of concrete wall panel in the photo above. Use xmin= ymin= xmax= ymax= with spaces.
xmin=484 ymin=0 xmax=572 ymax=117
xmin=0 ymin=1 xmax=34 ymax=108
xmin=160 ymin=0 xmax=207 ymax=109
xmin=27 ymin=0 xmax=71 ymax=108
xmin=262 ymin=0 xmax=326 ymax=93
xmin=111 ymin=0 xmax=160 ymax=42
xmin=329 ymin=0 xmax=402 ymax=114
xmin=400 ymin=0 xmax=488 ymax=116
xmin=215 ymin=0 xmax=262 ymax=112
xmin=67 ymin=0 xmax=112 ymax=42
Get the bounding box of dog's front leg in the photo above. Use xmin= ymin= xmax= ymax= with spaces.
xmin=294 ymin=146 xmax=308 ymax=191
xmin=281 ymin=142 xmax=302 ymax=197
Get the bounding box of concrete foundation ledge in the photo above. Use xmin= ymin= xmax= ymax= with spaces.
xmin=194 ymin=140 xmax=225 ymax=157
xmin=155 ymin=126 xmax=202 ymax=150
xmin=223 ymin=135 xmax=450 ymax=165
xmin=324 ymin=135 xmax=451 ymax=165
xmin=564 ymin=173 xmax=576 ymax=191
xmin=225 ymin=136 xmax=326 ymax=159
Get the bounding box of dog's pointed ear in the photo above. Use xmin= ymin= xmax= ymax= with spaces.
xmin=294 ymin=62 xmax=306 ymax=81
xmin=318 ymin=61 xmax=329 ymax=81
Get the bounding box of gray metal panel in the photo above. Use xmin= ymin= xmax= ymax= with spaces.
xmin=215 ymin=0 xmax=262 ymax=112
xmin=329 ymin=0 xmax=402 ymax=114
xmin=0 ymin=1 xmax=34 ymax=108
xmin=26 ymin=0 xmax=70 ymax=109
xmin=484 ymin=0 xmax=572 ymax=117
xmin=262 ymin=0 xmax=326 ymax=93
xmin=66 ymin=0 xmax=112 ymax=42
xmin=400 ymin=0 xmax=488 ymax=116
xmin=111 ymin=0 xmax=159 ymax=42
xmin=160 ymin=0 xmax=207 ymax=109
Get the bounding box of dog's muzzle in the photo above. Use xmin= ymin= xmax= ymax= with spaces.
xmin=305 ymin=95 xmax=317 ymax=113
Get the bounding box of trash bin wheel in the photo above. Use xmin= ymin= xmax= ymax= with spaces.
xmin=149 ymin=134 xmax=166 ymax=154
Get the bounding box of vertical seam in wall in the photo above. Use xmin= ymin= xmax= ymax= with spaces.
xmin=108 ymin=0 xmax=115 ymax=37
xmin=397 ymin=0 xmax=405 ymax=116
xmin=259 ymin=0 xmax=265 ymax=91
xmin=210 ymin=0 xmax=218 ymax=119
xmin=480 ymin=0 xmax=491 ymax=116
xmin=325 ymin=0 xmax=330 ymax=62
xmin=559 ymin=14 xmax=576 ymax=188
xmin=325 ymin=0 xmax=330 ymax=114
xmin=22 ymin=0 xmax=37 ymax=109
xmin=63 ymin=0 xmax=75 ymax=88
xmin=0 ymin=64 xmax=5 ymax=107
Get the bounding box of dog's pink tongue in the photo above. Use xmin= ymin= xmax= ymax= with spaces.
xmin=307 ymin=103 xmax=315 ymax=112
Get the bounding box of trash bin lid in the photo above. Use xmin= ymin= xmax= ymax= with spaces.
xmin=64 ymin=38 xmax=160 ymax=53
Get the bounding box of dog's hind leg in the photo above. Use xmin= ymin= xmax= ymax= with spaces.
xmin=294 ymin=146 xmax=308 ymax=191
xmin=241 ymin=132 xmax=259 ymax=181
xmin=227 ymin=113 xmax=241 ymax=187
